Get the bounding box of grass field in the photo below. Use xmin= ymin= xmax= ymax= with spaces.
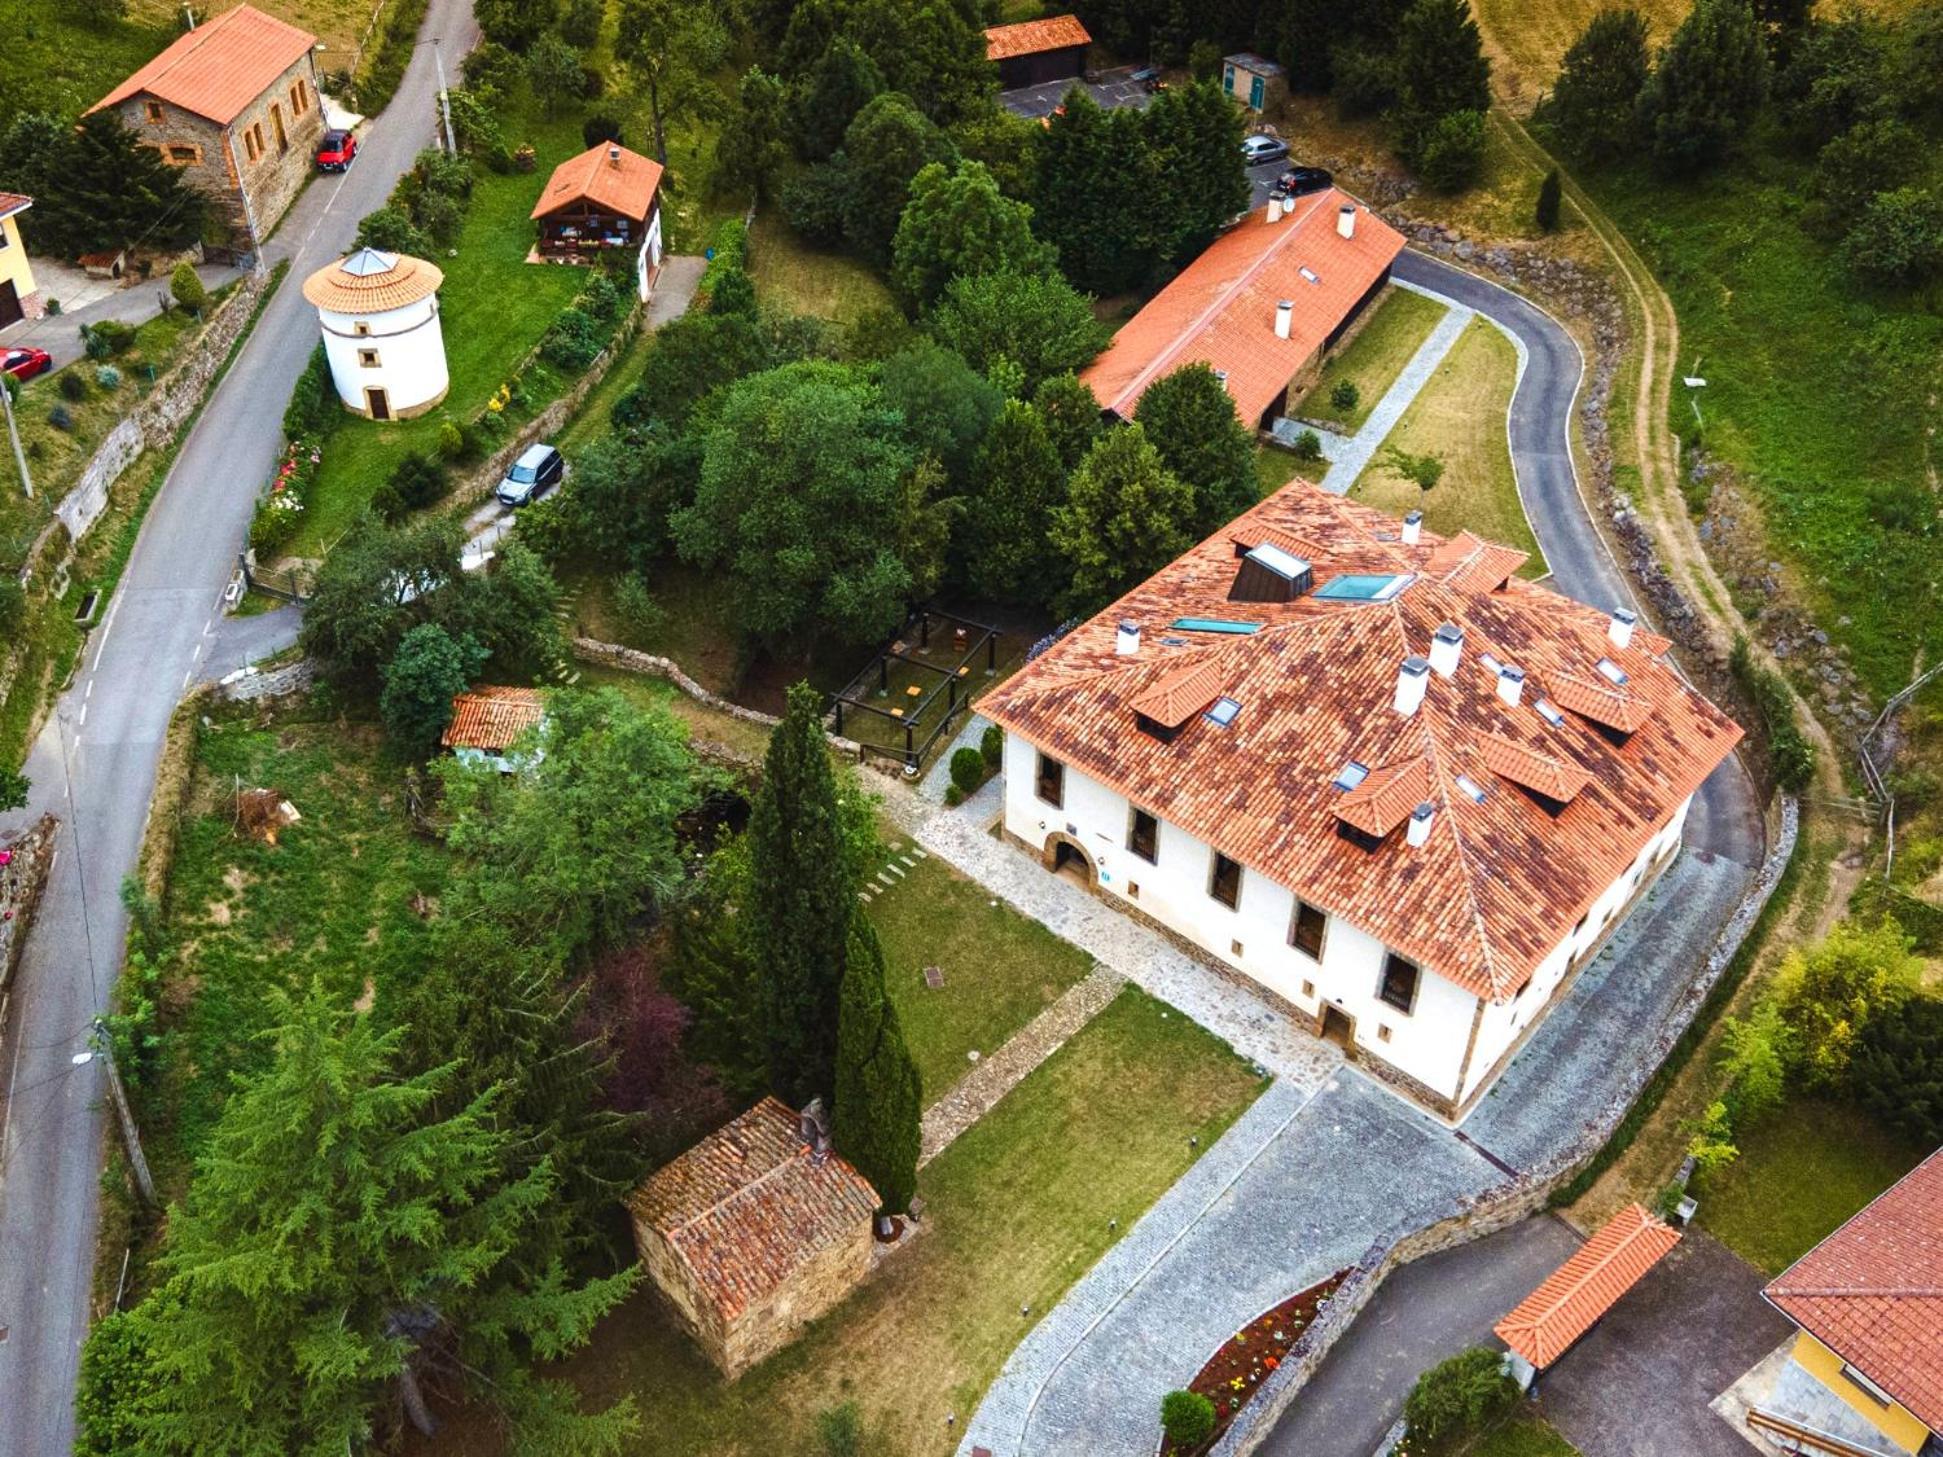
xmin=1256 ymin=443 xmax=1316 ymax=496
xmin=1351 ymin=317 xmax=1547 ymax=576
xmin=1291 ymin=287 xmax=1450 ymax=432
xmin=422 ymin=986 xmax=1264 ymax=1457
xmin=865 ymin=853 xmax=1095 ymax=1100
xmin=566 ymin=560 xmax=748 ymax=697
xmin=747 ymin=207 xmax=897 ymax=325
xmin=1693 ymin=1096 xmax=1929 ymax=1275
xmin=1473 ymin=1412 xmax=1582 ymax=1456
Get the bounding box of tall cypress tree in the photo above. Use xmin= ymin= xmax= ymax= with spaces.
xmin=752 ymin=682 xmax=856 ymax=1105
xmin=1392 ymin=0 xmax=1493 ymax=159
xmin=960 ymin=396 xmax=1070 ymax=607
xmin=833 ymin=913 xmax=921 ymax=1217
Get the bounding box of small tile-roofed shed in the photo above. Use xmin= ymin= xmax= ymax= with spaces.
xmin=443 ymin=687 xmax=545 ymax=771
xmin=1496 ymin=1204 xmax=1681 ymax=1371
xmin=985 ymin=14 xmax=1092 ymax=90
xmin=627 ymin=1097 xmax=880 ymax=1378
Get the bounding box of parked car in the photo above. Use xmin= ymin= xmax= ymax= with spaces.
xmin=1277 ymin=166 xmax=1334 ymax=196
xmin=496 ymin=443 xmax=564 ymax=508
xmin=316 ymin=129 xmax=358 ymax=172
xmin=1240 ymin=134 xmax=1290 ymax=166
xmin=1131 ymin=66 xmax=1166 ymax=93
xmin=2 ymin=346 xmax=52 ymax=383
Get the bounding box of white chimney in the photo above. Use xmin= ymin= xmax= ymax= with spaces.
xmin=1337 ymin=204 xmax=1356 ymax=240
xmin=1274 ymin=300 xmax=1293 ymax=340
xmin=1608 ymin=607 xmax=1637 ymax=650
xmin=1394 ymin=655 xmax=1430 ymax=716
xmin=1115 ymin=620 xmax=1141 ymax=656
xmin=608 ymin=144 xmax=622 ymax=166
xmin=1497 ymin=664 xmax=1526 ymax=707
xmin=1212 ymin=369 xmax=1229 ymax=392
xmin=1401 ymin=509 xmax=1422 ymax=547
xmin=1406 ymin=801 xmax=1435 ymax=848
xmin=1267 ymin=195 xmax=1284 ymax=224
xmin=1429 ymin=623 xmax=1463 ymax=678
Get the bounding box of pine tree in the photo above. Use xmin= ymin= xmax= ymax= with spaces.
xmin=1133 ymin=363 xmax=1260 ymax=536
xmin=1638 ymin=0 xmax=1770 ymax=173
xmin=1549 ymin=7 xmax=1652 ymax=161
xmin=792 ymin=35 xmax=884 ymax=160
xmin=751 ymin=683 xmax=857 ymax=1105
xmin=960 ymin=397 xmax=1069 ymax=605
xmin=1035 ymin=91 xmax=1162 ymax=295
xmin=1050 ymin=423 xmax=1197 ymax=615
xmin=1393 ymin=0 xmax=1493 ymax=163
xmin=1536 ymin=168 xmax=1564 ymax=230
xmin=1141 ymin=80 xmax=1251 ymax=263
xmin=27 ymin=111 xmax=206 ymax=257
xmin=833 ymin=913 xmax=921 ymax=1217
xmin=120 ymin=985 xmax=638 ymax=1454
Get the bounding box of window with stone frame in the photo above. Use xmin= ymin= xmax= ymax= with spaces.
xmin=358 ymin=348 xmax=381 ymax=368
xmin=1035 ymin=752 xmax=1064 ymax=808
xmin=167 ymin=144 xmax=199 ymax=165
xmin=145 ymin=100 xmax=165 ymax=124
xmin=1209 ymin=852 xmax=1242 ymax=910
xmin=1378 ymin=953 xmax=1420 ymax=1014
xmin=1289 ymin=899 xmax=1327 ymax=960
xmin=1128 ymin=807 xmax=1158 ymax=864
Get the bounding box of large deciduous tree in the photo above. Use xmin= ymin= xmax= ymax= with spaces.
xmin=475 ymin=0 xmax=558 ymax=51
xmin=615 ymin=0 xmax=730 ymax=162
xmin=1638 ymin=0 xmax=1770 ymax=173
xmin=1549 ymin=7 xmax=1652 ymax=160
xmin=299 ymin=515 xmax=473 ymax=692
xmin=834 ymin=913 xmax=921 ymax=1218
xmin=1050 ymin=423 xmax=1197 ymax=614
xmin=838 ymin=91 xmax=956 ymax=265
xmin=889 ymin=159 xmax=1054 ymax=314
xmin=380 ymin=623 xmax=488 ymax=756
xmin=924 ymin=270 xmax=1106 ymax=393
xmin=1134 ymin=363 xmax=1260 ymax=536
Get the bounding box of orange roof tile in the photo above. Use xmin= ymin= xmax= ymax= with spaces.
xmin=0 ymin=193 xmax=30 ymax=223
xmin=1480 ymin=734 xmax=1592 ymax=804
xmin=1496 ymin=1204 xmax=1682 ymax=1368
xmin=1131 ymin=657 xmax=1228 ymax=728
xmin=1426 ymin=531 xmax=1529 ymax=593
xmin=442 ymin=686 xmax=544 ymax=752
xmin=1081 ymin=189 xmax=1406 ymax=425
xmin=627 ymin=1098 xmax=880 ymax=1323
xmin=1549 ymin=672 xmax=1655 ymax=734
xmin=1766 ymin=1148 xmax=1943 ymax=1432
xmin=531 ymin=142 xmax=665 ymax=223
xmin=89 ymin=5 xmax=316 ymax=126
xmin=1336 ymin=757 xmax=1431 ymax=838
xmin=984 ymin=14 xmax=1092 ymax=60
xmin=979 ymin=483 xmax=1744 ymax=1001
xmin=301 ymin=248 xmax=443 ymax=314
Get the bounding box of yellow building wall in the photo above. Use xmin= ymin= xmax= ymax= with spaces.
xmin=0 ymin=214 xmax=37 ymax=300
xmin=1791 ymin=1330 xmax=1933 ymax=1454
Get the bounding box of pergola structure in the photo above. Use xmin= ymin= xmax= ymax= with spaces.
xmin=830 ymin=608 xmax=1000 ymax=771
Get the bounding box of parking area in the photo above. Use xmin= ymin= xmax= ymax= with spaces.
xmin=998 ymin=64 xmax=1155 ymax=120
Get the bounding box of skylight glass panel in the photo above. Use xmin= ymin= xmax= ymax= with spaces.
xmin=1206 ymin=696 xmax=1242 ymax=727
xmin=1596 ymin=657 xmax=1629 ymax=685
xmin=1535 ymin=698 xmax=1566 ymax=728
xmin=1171 ymin=616 xmax=1263 ymax=635
xmin=1332 ymin=761 xmax=1369 ymax=792
xmin=1478 ymin=652 xmax=1505 ymax=676
xmin=1455 ymin=774 xmax=1487 ymax=803
xmin=1246 ymin=542 xmax=1310 ymax=580
xmin=1314 ymin=573 xmax=1412 ymax=602
xmin=1299 ymin=266 xmax=1321 ymax=284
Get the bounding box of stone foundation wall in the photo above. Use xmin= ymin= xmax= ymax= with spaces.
xmin=0 ymin=814 xmax=59 ymax=995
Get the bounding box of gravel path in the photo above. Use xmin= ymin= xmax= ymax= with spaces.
xmin=1315 ymin=289 xmax=1476 ymax=495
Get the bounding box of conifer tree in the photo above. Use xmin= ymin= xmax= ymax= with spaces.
xmin=1134 ymin=362 xmax=1260 ymax=536
xmin=960 ymin=397 xmax=1069 ymax=606
xmin=1050 ymin=423 xmax=1197 ymax=615
xmin=115 ymin=985 xmax=638 ymax=1454
xmin=793 ymin=35 xmax=884 ymax=160
xmin=751 ymin=683 xmax=857 ymax=1105
xmin=1035 ymin=91 xmax=1160 ymax=295
xmin=1393 ymin=0 xmax=1493 ymax=162
xmin=1033 ymin=371 xmax=1105 ymax=472
xmin=1549 ymin=7 xmax=1652 ymax=160
xmin=1141 ymin=80 xmax=1251 ymax=261
xmin=834 ymin=913 xmax=921 ymax=1217
xmin=1638 ymin=0 xmax=1770 ymax=173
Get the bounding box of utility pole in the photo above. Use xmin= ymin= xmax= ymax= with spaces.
xmin=91 ymin=1018 xmax=158 ymax=1208
xmin=433 ymin=39 xmax=456 ymax=154
xmin=0 ymin=377 xmax=32 ymax=499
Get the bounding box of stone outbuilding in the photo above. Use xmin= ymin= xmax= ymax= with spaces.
xmin=87 ymin=4 xmax=325 ymax=262
xmin=301 ymin=247 xmax=448 ymax=421
xmin=626 ymin=1097 xmax=879 ymax=1379
xmin=441 ymin=686 xmax=546 ymax=773
xmin=984 ymin=14 xmax=1091 ymax=91
xmin=530 ymin=141 xmax=665 ymax=298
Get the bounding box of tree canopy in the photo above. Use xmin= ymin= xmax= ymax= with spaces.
xmin=890 ymin=159 xmax=1054 ymax=314
xmin=1134 ymin=363 xmax=1260 ymax=537
xmin=924 ymin=269 xmax=1107 ymax=393
xmin=1051 ymin=423 xmax=1197 ymax=615
xmin=1639 ymin=0 xmax=1771 ymax=173
xmin=833 ymin=913 xmax=921 ymax=1215
xmin=1550 ymin=7 xmax=1653 ymax=160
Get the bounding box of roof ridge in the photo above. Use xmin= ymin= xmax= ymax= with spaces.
xmin=1770 ymin=1286 xmax=1943 ymax=1298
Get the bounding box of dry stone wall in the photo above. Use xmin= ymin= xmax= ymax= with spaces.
xmin=0 ymin=814 xmax=59 ymax=995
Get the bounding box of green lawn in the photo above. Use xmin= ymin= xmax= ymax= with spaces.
xmin=1472 ymin=1412 xmax=1581 ymax=1457
xmin=1575 ymin=142 xmax=1943 ymax=697
xmin=435 ymin=987 xmax=1265 ymax=1457
xmin=566 ymin=559 xmax=748 ymax=696
xmin=1352 ymin=317 xmax=1548 ymax=577
xmin=747 ymin=206 xmax=897 ymax=324
xmin=1257 ymin=442 xmax=1318 ymax=497
xmin=1291 ymin=287 xmax=1450 ymax=432
xmin=1693 ymin=1097 xmax=1930 ymax=1275
xmin=865 ymin=852 xmax=1095 ymax=1100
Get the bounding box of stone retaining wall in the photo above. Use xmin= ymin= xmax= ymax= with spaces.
xmin=0 ymin=814 xmax=60 ymax=995
xmin=1208 ymin=797 xmax=1800 ymax=1457
xmin=216 ymin=657 xmax=317 ymax=703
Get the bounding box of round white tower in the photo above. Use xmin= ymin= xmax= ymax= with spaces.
xmin=300 ymin=247 xmax=449 ymax=422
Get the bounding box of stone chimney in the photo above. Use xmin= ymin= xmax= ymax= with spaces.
xmin=1116 ymin=620 xmax=1142 ymax=656
xmin=1608 ymin=607 xmax=1637 ymax=650
xmin=1337 ymin=203 xmax=1356 ymax=240
xmin=1402 ymin=509 xmax=1423 ymax=547
xmin=1497 ymin=664 xmax=1526 ymax=707
xmin=1274 ymin=300 xmax=1293 ymax=340
xmin=1406 ymin=801 xmax=1435 ymax=848
xmin=1394 ymin=655 xmax=1430 ymax=716
xmin=1429 ymin=623 xmax=1463 ymax=678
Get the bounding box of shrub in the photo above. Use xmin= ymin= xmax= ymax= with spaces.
xmin=1417 ymin=110 xmax=1488 ymax=192
xmin=705 ymin=266 xmax=758 ymax=319
xmin=1160 ymin=1390 xmax=1217 ymax=1446
xmin=1330 ymin=379 xmax=1360 ymax=413
xmin=95 ymin=365 xmax=121 ymax=391
xmin=284 ymin=343 xmax=340 ymax=439
xmin=1291 ymin=429 xmax=1324 ymax=463
xmin=354 ymin=204 xmax=431 ymax=257
xmin=782 ymin=161 xmax=851 ymax=247
xmin=1536 ymin=167 xmax=1563 ymax=231
xmin=48 ymin=404 xmax=74 ymax=431
xmin=383 ymin=450 xmax=448 ymax=516
xmin=980 ymin=723 xmax=1003 ymax=769
xmin=1840 ymin=186 xmax=1943 ymax=288
xmin=944 ymin=783 xmax=964 ymax=806
xmin=1403 ymin=1348 xmax=1518 ymax=1448
xmin=949 ymin=746 xmax=985 ymax=796
xmin=463 ymin=40 xmax=522 ymax=97
xmin=540 ymin=307 xmax=603 ymax=369
xmin=169 ymin=260 xmax=207 ymax=311
xmin=814 ymin=1401 xmax=863 ymax=1457
xmin=1728 ymin=636 xmax=1816 ymax=791
xmin=559 ymin=0 xmax=603 ymax=48
xmin=1850 ymin=993 xmax=1943 ymax=1146
xmin=436 ymin=419 xmax=465 ymax=459
xmin=1772 ymin=918 xmax=1920 ymax=1089
xmin=613 ymin=571 xmax=665 ymax=638
xmin=58 ymin=370 xmax=90 ymax=402
xmin=582 ymin=113 xmax=623 ymax=149
xmin=250 ymin=493 xmax=303 ymax=553
xmin=581 ymin=270 xmax=626 ymax=323
xmin=80 ymin=319 xmax=136 ymax=358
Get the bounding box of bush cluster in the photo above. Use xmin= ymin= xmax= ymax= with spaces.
xmin=1728 ymin=637 xmax=1816 ymax=792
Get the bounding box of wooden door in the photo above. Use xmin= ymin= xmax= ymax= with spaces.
xmin=0 ymin=280 xmax=20 ymax=328
xmin=366 ymin=387 xmax=390 ymax=420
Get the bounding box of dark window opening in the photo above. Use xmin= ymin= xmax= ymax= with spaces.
xmin=1134 ymin=712 xmax=1182 ymax=743
xmin=1335 ymin=821 xmax=1385 ymax=853
xmin=1035 ymin=753 xmax=1064 ymax=808
xmin=1210 ymin=853 xmax=1242 ymax=909
xmin=1290 ymin=900 xmax=1326 ymax=959
xmin=1129 ymin=809 xmax=1158 ymax=863
xmin=1378 ymin=954 xmax=1420 ymax=1014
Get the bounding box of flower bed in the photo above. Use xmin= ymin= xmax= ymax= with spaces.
xmin=1161 ymin=1270 xmax=1349 ymax=1456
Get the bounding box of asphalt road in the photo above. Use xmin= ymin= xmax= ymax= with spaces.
xmin=0 ymin=3 xmax=476 ymax=1449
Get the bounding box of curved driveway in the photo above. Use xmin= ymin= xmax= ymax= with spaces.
xmin=0 ymin=5 xmax=476 ymax=1451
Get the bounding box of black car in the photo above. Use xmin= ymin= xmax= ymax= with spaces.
xmin=1276 ymin=166 xmax=1334 ymax=196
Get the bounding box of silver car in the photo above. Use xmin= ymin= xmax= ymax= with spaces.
xmin=496 ymin=443 xmax=564 ymax=507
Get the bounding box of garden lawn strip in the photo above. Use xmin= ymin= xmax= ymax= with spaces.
xmin=1290 ymin=287 xmax=1450 ymax=433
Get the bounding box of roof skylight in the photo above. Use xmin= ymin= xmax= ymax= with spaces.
xmin=1535 ymin=698 xmax=1566 ymax=728
xmin=1206 ymin=696 xmax=1243 ymax=727
xmin=1478 ymin=652 xmax=1505 ymax=676
xmin=1171 ymin=616 xmax=1263 ymax=635
xmin=1299 ymin=266 xmax=1321 ymax=284
xmin=1245 ymin=542 xmax=1310 ymax=580
xmin=1314 ymin=573 xmax=1412 ymax=602
xmin=1332 ymin=761 xmax=1369 ymax=792
xmin=1455 ymin=773 xmax=1488 ymax=803
xmin=1596 ymin=658 xmax=1629 ymax=685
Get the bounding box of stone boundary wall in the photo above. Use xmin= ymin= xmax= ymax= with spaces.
xmin=215 ymin=658 xmax=317 ymax=703
xmin=1208 ymin=796 xmax=1800 ymax=1457
xmin=135 ymin=685 xmax=213 ymax=904
xmin=0 ymin=814 xmax=60 ymax=996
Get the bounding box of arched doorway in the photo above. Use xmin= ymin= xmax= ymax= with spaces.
xmin=1042 ymin=833 xmax=1095 ymax=889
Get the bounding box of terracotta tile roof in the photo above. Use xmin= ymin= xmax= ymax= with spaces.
xmin=1766 ymin=1148 xmax=1943 ymax=1432
xmin=301 ymin=248 xmax=443 ymax=314
xmin=0 ymin=193 xmax=30 ymax=223
xmin=531 ymin=142 xmax=665 ymax=223
xmin=626 ymin=1098 xmax=880 ymax=1323
xmin=442 ymin=686 xmax=545 ymax=752
xmin=984 ymin=14 xmax=1092 ymax=60
xmin=88 ymin=5 xmax=316 ymax=126
xmin=1426 ymin=531 xmax=1529 ymax=593
xmin=1336 ymin=757 xmax=1431 ymax=838
xmin=1480 ymin=734 xmax=1591 ymax=804
xmin=1496 ymin=1204 xmax=1682 ymax=1368
xmin=1549 ymin=672 xmax=1655 ymax=733
xmin=980 ymin=482 xmax=1744 ymax=1000
xmin=1080 ymin=189 xmax=1406 ymax=425
xmin=1131 ymin=657 xmax=1228 ymax=728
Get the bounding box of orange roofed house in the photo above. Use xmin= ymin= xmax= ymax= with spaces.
xmin=443 ymin=686 xmax=545 ymax=773
xmin=626 ymin=1098 xmax=880 ymax=1378
xmin=1754 ymin=1148 xmax=1943 ymax=1457
xmin=985 ymin=14 xmax=1091 ymax=90
xmin=1082 ymin=188 xmax=1405 ymax=430
xmin=88 ymin=4 xmax=325 ymax=260
xmin=531 ymin=141 xmax=666 ymax=298
xmin=979 ymin=482 xmax=1744 ymax=1117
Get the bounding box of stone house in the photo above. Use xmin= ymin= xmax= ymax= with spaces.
xmin=1080 ymin=189 xmax=1406 ymax=431
xmin=984 ymin=14 xmax=1091 ymax=91
xmin=980 ymin=482 xmax=1745 ymax=1120
xmin=626 ymin=1097 xmax=879 ymax=1379
xmin=87 ymin=5 xmax=325 ymax=261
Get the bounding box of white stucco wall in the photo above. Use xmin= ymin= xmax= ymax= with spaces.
xmin=1002 ymin=733 xmax=1695 ymax=1107
xmin=318 ymin=296 xmax=449 ymax=418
